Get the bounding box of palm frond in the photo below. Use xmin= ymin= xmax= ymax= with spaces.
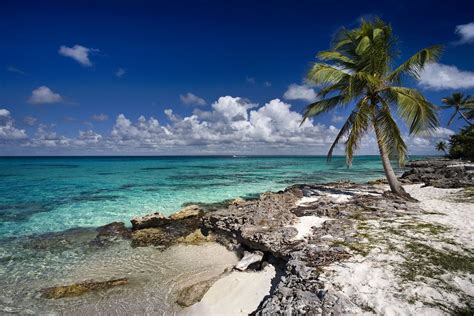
xmin=317 ymin=51 xmax=355 ymax=68
xmin=327 ymin=111 xmax=356 ymax=162
xmin=376 ymin=99 xmax=408 ymax=166
xmin=447 ymin=110 xmax=458 ymax=126
xmin=388 ymin=87 xmax=439 ymax=134
xmin=307 ymin=63 xmax=351 ymax=85
xmin=388 ymin=45 xmax=443 ymax=83
xmin=301 ymin=95 xmax=346 ymax=124
xmin=345 ymin=99 xmax=371 ymax=166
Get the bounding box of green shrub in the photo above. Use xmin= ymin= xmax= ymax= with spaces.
xmin=449 ymin=125 xmax=474 ymax=161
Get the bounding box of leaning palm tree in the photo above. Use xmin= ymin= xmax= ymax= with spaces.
xmin=435 ymin=141 xmax=447 ymax=155
xmin=302 ymin=18 xmax=441 ymax=195
xmin=440 ymin=93 xmax=474 ymax=126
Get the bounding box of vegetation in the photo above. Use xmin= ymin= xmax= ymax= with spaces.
xmin=448 ymin=125 xmax=474 ymax=160
xmin=435 ymin=141 xmax=447 ymax=155
xmin=440 ymin=92 xmax=474 ymax=126
xmin=302 ymin=18 xmax=441 ymax=195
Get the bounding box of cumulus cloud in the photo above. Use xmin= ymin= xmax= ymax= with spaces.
xmin=0 ymin=109 xmax=27 ymax=140
xmin=115 ymin=68 xmax=126 ymax=78
xmin=91 ymin=113 xmax=109 ymax=121
xmin=422 ymin=127 xmax=455 ymax=139
xmin=106 ymin=97 xmax=336 ymax=152
xmin=455 ymin=22 xmax=474 ymax=44
xmin=59 ymin=45 xmax=98 ymax=66
xmin=180 ymin=92 xmax=207 ymax=106
xmin=29 ymin=124 xmax=70 ymax=147
xmin=283 ymin=84 xmax=318 ymax=102
xmin=419 ymin=63 xmax=474 ymax=90
xmin=28 ymin=86 xmax=63 ymax=104
xmin=0 ymin=97 xmax=455 ymax=155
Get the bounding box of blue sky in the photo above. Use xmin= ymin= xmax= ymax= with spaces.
xmin=1 ymin=0 xmax=474 ymax=155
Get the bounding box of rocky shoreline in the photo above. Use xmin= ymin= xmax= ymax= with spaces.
xmin=42 ymin=158 xmax=473 ymax=314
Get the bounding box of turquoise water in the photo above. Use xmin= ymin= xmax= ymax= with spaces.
xmin=0 ymin=156 xmax=406 ymax=238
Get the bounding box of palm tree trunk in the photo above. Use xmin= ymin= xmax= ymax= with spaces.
xmin=458 ymin=110 xmax=473 ymax=126
xmin=372 ymin=120 xmax=404 ymax=194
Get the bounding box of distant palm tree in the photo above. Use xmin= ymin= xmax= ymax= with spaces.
xmin=440 ymin=93 xmax=474 ymax=126
xmin=302 ymin=18 xmax=441 ymax=195
xmin=435 ymin=141 xmax=447 ymax=155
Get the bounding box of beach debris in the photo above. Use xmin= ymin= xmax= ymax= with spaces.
xmin=170 ymin=204 xmax=202 ymax=220
xmin=235 ymin=250 xmax=264 ymax=271
xmin=131 ymin=212 xmax=167 ymax=230
xmin=40 ymin=278 xmax=128 ymax=299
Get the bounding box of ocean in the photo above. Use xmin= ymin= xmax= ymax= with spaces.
xmin=0 ymin=155 xmax=414 ymax=314
xmin=0 ymin=155 xmax=400 ymax=238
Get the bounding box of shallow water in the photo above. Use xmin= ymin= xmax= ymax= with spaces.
xmin=0 ymin=229 xmax=238 ymax=314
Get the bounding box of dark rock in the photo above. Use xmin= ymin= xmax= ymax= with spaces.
xmin=131 ymin=216 xmax=201 ymax=248
xmin=175 ymin=276 xmax=220 ymax=307
xmin=90 ymin=221 xmax=131 ymax=246
xmin=130 ymin=212 xmax=168 ymax=230
xmin=400 ymin=159 xmax=473 ymax=188
xmin=202 ymin=190 xmax=301 ymax=258
xmin=41 ymin=278 xmax=128 ymax=299
xmin=97 ymin=222 xmax=130 ymax=239
xmin=169 ymin=205 xmax=203 ymax=220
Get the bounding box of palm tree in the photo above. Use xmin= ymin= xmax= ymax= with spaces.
xmin=440 ymin=93 xmax=474 ymax=126
xmin=435 ymin=141 xmax=447 ymax=155
xmin=302 ymin=18 xmax=441 ymax=195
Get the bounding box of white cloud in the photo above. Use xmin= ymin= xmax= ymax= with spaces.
xmin=30 ymin=124 xmax=70 ymax=147
xmin=59 ymin=45 xmax=98 ymax=66
xmin=180 ymin=92 xmax=207 ymax=106
xmin=283 ymin=84 xmax=318 ymax=102
xmin=105 ymin=97 xmax=336 ymax=152
xmin=246 ymin=76 xmax=256 ymax=84
xmin=331 ymin=115 xmax=345 ymax=124
xmin=28 ymin=86 xmax=63 ymax=104
xmin=421 ymin=127 xmax=455 ymax=138
xmin=115 ymin=68 xmax=126 ymax=78
xmin=419 ymin=63 xmax=474 ymax=90
xmin=264 ymin=81 xmax=272 ymax=87
xmin=455 ymin=22 xmax=474 ymax=44
xmin=75 ymin=130 xmax=102 ymax=145
xmin=23 ymin=116 xmax=37 ymax=126
xmin=7 ymin=65 xmax=25 ymax=75
xmin=91 ymin=113 xmax=109 ymax=122
xmin=0 ymin=97 xmax=455 ymax=155
xmin=0 ymin=109 xmax=27 ymax=140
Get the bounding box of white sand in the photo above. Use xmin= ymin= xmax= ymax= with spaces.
xmin=182 ymin=265 xmax=276 ymax=316
xmin=405 ymin=184 xmax=474 ymax=246
xmin=296 ymin=196 xmax=319 ymax=205
xmin=292 ymin=215 xmax=330 ymax=240
xmin=321 ymin=184 xmax=474 ymax=315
